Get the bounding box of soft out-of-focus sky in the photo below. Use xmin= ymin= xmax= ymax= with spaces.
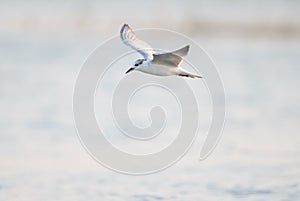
xmin=1 ymin=0 xmax=300 ymax=39
xmin=0 ymin=1 xmax=300 ymax=201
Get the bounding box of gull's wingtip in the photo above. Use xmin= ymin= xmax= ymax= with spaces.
xmin=121 ymin=23 xmax=129 ymax=29
xmin=120 ymin=24 xmax=126 ymax=33
xmin=120 ymin=24 xmax=131 ymax=36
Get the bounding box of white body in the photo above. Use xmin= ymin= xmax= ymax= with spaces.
xmin=136 ymin=60 xmax=187 ymax=77
xmin=120 ymin=24 xmax=202 ymax=79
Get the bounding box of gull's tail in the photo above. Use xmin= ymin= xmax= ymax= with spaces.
xmin=178 ymin=69 xmax=202 ymax=78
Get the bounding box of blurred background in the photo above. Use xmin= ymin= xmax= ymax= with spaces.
xmin=0 ymin=0 xmax=299 ymax=200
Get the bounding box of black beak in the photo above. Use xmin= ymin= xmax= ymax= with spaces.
xmin=125 ymin=67 xmax=134 ymax=74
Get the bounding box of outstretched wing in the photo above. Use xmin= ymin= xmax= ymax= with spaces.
xmin=152 ymin=45 xmax=190 ymax=67
xmin=171 ymin=45 xmax=189 ymax=57
xmin=120 ymin=24 xmax=155 ymax=60
xmin=152 ymin=53 xmax=182 ymax=67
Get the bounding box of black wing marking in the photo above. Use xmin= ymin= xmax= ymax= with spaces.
xmin=120 ymin=24 xmax=154 ymax=60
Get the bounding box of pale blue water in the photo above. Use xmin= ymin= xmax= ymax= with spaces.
xmin=0 ymin=1 xmax=300 ymax=200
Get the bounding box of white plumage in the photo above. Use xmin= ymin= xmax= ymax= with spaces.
xmin=120 ymin=24 xmax=202 ymax=78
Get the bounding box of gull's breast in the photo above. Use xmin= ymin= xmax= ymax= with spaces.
xmin=137 ymin=64 xmax=179 ymax=76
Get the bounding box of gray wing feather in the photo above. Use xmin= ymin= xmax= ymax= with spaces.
xmin=120 ymin=24 xmax=154 ymax=60
xmin=152 ymin=45 xmax=190 ymax=67
xmin=170 ymin=45 xmax=190 ymax=57
xmin=152 ymin=53 xmax=182 ymax=67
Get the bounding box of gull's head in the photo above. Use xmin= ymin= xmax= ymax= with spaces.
xmin=125 ymin=59 xmax=146 ymax=74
